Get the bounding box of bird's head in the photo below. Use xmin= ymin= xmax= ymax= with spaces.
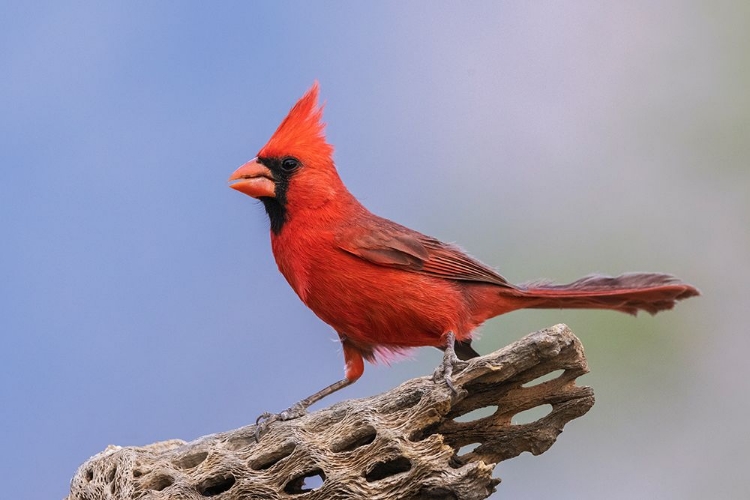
xmin=229 ymin=82 xmax=346 ymax=234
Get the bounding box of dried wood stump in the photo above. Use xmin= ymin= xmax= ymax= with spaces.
xmin=68 ymin=324 xmax=594 ymax=500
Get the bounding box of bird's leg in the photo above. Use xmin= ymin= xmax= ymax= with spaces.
xmin=255 ymin=339 xmax=364 ymax=441
xmin=255 ymin=378 xmax=353 ymax=441
xmin=433 ymin=331 xmax=469 ymax=396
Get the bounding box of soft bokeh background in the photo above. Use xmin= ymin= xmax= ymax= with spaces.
xmin=2 ymin=2 xmax=748 ymax=498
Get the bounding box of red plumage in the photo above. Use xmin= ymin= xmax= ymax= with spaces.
xmin=229 ymin=83 xmax=699 ymax=404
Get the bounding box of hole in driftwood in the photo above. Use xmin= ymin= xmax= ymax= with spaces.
xmin=522 ymin=369 xmax=565 ymax=388
xmin=331 ymin=425 xmax=377 ymax=452
xmin=84 ymin=468 xmax=94 ymax=482
xmin=453 ymin=405 xmax=497 ymax=423
xmin=408 ymin=420 xmax=441 ymax=442
xmin=417 ymin=486 xmax=458 ymax=499
xmin=173 ymin=451 xmax=209 ymax=469
xmin=456 ymin=442 xmax=481 ymax=457
xmin=365 ymin=456 xmax=412 ymax=482
xmin=283 ymin=468 xmax=326 ymax=494
xmin=142 ymin=474 xmax=174 ymax=491
xmin=105 ymin=465 xmax=117 ymax=483
xmin=132 ymin=469 xmax=144 ymax=478
xmin=513 ymin=404 xmax=553 ymax=424
xmin=250 ymin=442 xmax=296 ymax=470
xmin=197 ymin=473 xmax=236 ymax=496
xmin=449 ymin=442 xmax=483 ymax=469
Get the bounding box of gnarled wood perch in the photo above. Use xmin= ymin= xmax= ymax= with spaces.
xmin=67 ymin=324 xmax=594 ymax=499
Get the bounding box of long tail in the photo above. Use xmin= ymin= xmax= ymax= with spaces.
xmin=515 ymin=272 xmax=699 ymax=315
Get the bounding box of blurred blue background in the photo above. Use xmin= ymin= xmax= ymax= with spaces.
xmin=2 ymin=2 xmax=748 ymax=498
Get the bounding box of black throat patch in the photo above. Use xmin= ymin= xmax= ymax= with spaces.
xmin=257 ymin=156 xmax=297 ymax=235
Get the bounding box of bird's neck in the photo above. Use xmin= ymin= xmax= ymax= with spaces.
xmin=268 ymin=181 xmax=362 ymax=303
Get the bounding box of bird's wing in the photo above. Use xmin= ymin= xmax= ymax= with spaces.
xmin=335 ymin=220 xmax=512 ymax=287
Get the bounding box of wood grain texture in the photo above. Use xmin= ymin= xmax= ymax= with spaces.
xmin=67 ymin=324 xmax=593 ymax=500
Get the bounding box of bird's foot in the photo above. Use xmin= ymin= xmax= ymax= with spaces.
xmin=432 ymin=355 xmax=469 ymax=396
xmin=254 ymin=402 xmax=307 ymax=442
xmin=432 ymin=332 xmax=469 ymax=398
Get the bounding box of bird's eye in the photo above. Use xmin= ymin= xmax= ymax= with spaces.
xmin=281 ymin=157 xmax=300 ymax=172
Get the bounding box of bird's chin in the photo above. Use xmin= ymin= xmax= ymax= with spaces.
xmin=229 ymin=177 xmax=276 ymax=199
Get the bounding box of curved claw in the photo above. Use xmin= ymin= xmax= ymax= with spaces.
xmin=433 ymin=359 xmax=467 ymax=395
xmin=253 ymin=404 xmax=309 ymax=442
xmin=255 ymin=412 xmax=275 ymax=426
xmin=254 ymin=412 xmax=280 ymax=442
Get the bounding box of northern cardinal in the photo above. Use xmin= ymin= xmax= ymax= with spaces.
xmin=229 ymin=83 xmax=698 ymax=425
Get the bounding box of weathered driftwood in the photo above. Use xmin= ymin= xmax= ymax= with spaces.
xmin=67 ymin=324 xmax=593 ymax=500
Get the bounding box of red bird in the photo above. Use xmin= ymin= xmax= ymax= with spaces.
xmin=229 ymin=83 xmax=698 ymax=424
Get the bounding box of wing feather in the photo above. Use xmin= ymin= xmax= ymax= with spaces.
xmin=335 ymin=219 xmax=512 ymax=288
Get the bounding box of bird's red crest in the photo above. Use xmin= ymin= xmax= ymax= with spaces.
xmin=258 ymin=82 xmax=334 ymax=165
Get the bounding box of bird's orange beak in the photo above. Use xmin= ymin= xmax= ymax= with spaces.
xmin=228 ymin=158 xmax=276 ymax=198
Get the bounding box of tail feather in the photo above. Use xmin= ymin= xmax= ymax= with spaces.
xmin=518 ymin=272 xmax=700 ymax=315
